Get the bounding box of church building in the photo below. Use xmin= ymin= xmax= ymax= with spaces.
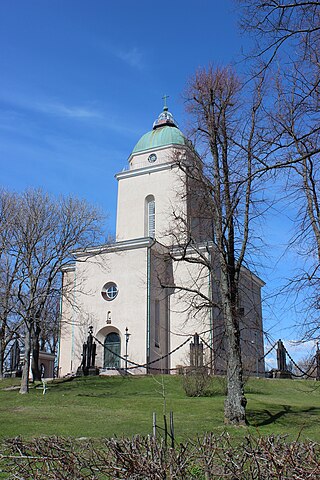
xmin=58 ymin=104 xmax=265 ymax=377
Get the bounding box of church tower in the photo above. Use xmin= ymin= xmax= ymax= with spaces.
xmin=115 ymin=104 xmax=191 ymax=244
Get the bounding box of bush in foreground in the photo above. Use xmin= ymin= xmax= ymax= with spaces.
xmin=1 ymin=433 xmax=320 ymax=479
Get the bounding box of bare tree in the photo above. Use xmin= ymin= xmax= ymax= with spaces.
xmin=238 ymin=0 xmax=320 ymax=338
xmin=2 ymin=189 xmax=105 ymax=393
xmin=238 ymin=1 xmax=320 ymax=74
xmin=271 ymin=70 xmax=320 ymax=268
xmin=39 ymin=295 xmax=60 ymax=355
xmin=164 ymin=66 xmax=267 ymax=424
xmin=0 ymin=190 xmax=22 ymax=378
xmin=0 ymin=255 xmax=23 ymax=378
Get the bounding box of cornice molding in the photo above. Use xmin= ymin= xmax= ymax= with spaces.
xmin=115 ymin=162 xmax=177 ymax=180
xmin=73 ymin=237 xmax=155 ymax=258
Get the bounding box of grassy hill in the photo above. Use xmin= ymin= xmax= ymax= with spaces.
xmin=0 ymin=375 xmax=319 ymax=442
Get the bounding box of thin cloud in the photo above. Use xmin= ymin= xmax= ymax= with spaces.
xmin=0 ymin=92 xmax=103 ymax=121
xmin=284 ymin=339 xmax=317 ymax=357
xmin=0 ymin=93 xmax=143 ymax=138
xmin=114 ymin=46 xmax=143 ymax=69
xmin=97 ymin=41 xmax=144 ymax=69
xmin=36 ymin=102 xmax=103 ymax=119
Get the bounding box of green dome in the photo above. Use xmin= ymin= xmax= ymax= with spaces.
xmin=132 ymin=105 xmax=187 ymax=154
xmin=132 ymin=125 xmax=187 ymax=154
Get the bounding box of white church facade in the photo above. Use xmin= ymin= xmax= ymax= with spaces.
xmin=58 ymin=105 xmax=265 ymax=377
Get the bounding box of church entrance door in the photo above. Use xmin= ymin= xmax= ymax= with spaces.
xmin=104 ymin=332 xmax=121 ymax=368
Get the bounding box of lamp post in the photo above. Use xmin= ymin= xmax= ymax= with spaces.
xmin=124 ymin=327 xmax=131 ymax=375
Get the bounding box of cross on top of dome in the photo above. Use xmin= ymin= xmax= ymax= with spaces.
xmin=152 ymin=95 xmax=179 ymax=130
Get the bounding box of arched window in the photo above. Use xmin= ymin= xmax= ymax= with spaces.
xmin=145 ymin=195 xmax=155 ymax=238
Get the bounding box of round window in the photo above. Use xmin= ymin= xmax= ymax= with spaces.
xmin=101 ymin=282 xmax=118 ymax=301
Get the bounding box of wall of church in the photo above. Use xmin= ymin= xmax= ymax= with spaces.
xmin=205 ymin=267 xmax=265 ymax=376
xmin=59 ymin=268 xmax=77 ymax=376
xmin=148 ymin=245 xmax=171 ymax=372
xmin=169 ymin=256 xmax=213 ymax=370
xmin=211 ymin=270 xmax=265 ymax=376
xmin=238 ymin=272 xmax=265 ymax=375
xmin=186 ymin=167 xmax=214 ymax=243
xmin=58 ymin=245 xmax=150 ymax=376
xmin=158 ymin=247 xmax=265 ymax=376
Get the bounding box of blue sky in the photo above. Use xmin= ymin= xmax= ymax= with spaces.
xmin=0 ymin=0 xmax=245 ymax=215
xmin=0 ymin=1 xmax=246 ymax=212
xmin=0 ymin=1 xmax=314 ymax=362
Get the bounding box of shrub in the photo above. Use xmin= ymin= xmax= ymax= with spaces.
xmin=182 ymin=368 xmax=211 ymax=397
xmin=182 ymin=369 xmax=227 ymax=397
xmin=1 ymin=434 xmax=320 ymax=479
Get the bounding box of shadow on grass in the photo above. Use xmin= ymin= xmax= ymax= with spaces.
xmin=77 ymin=393 xmax=112 ymax=398
xmin=247 ymin=405 xmax=320 ymax=427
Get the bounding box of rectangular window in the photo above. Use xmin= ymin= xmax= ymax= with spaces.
xmin=155 ymin=300 xmax=160 ymax=347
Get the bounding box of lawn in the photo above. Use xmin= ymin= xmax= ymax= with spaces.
xmin=0 ymin=375 xmax=319 ymax=442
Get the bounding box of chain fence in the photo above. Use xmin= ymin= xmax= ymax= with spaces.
xmin=94 ymin=334 xmax=192 ymax=372
xmin=84 ymin=329 xmax=320 ymax=379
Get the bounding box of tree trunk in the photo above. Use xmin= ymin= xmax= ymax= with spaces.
xmin=20 ymin=329 xmax=31 ymax=394
xmin=221 ymin=269 xmax=246 ymax=425
xmin=0 ymin=323 xmax=5 ymax=379
xmin=31 ymin=325 xmax=41 ymax=382
xmin=0 ymin=349 xmax=4 ymax=379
